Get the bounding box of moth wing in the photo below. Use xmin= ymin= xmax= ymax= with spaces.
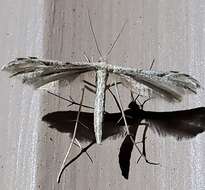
xmin=42 ymin=111 xmax=126 ymax=142
xmin=2 ymin=57 xmax=94 ymax=88
xmin=42 ymin=111 xmax=95 ymax=142
xmin=144 ymin=107 xmax=205 ymax=139
xmin=115 ymin=70 xmax=200 ymax=102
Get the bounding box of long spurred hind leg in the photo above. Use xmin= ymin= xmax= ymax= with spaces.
xmin=57 ymin=141 xmax=95 ymax=183
xmin=47 ymin=90 xmax=94 ymax=110
xmin=136 ymin=123 xmax=159 ymax=165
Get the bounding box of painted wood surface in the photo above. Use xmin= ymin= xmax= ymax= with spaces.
xmin=1 ymin=0 xmax=205 ymax=189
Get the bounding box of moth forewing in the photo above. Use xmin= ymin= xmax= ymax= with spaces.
xmin=83 ymin=63 xmax=200 ymax=102
xmin=2 ymin=58 xmax=200 ymax=102
xmin=84 ymin=62 xmax=200 ymax=101
xmin=2 ymin=57 xmax=97 ymax=88
xmin=113 ymin=74 xmax=153 ymax=98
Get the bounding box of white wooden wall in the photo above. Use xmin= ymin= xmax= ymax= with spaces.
xmin=1 ymin=0 xmax=205 ymax=189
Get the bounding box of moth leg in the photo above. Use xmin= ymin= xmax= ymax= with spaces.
xmin=83 ymin=79 xmax=123 ymax=113
xmin=105 ymin=82 xmax=122 ymax=89
xmin=129 ymin=126 xmax=143 ymax=156
xmin=74 ymin=138 xmax=93 ymax=164
xmin=47 ymin=90 xmax=94 ymax=110
xmin=45 ymin=80 xmax=96 ymax=110
xmin=137 ymin=123 xmax=159 ymax=165
xmin=65 ymin=119 xmax=94 ymax=163
xmin=105 ymin=19 xmax=128 ymax=57
xmin=57 ymin=88 xmax=85 ymax=183
xmin=82 ymin=80 xmax=120 ymax=95
xmin=57 ymin=141 xmax=95 ymax=183
xmin=141 ymin=125 xmax=159 ymax=165
xmin=149 ymin=58 xmax=155 ymax=70
xmin=83 ymin=80 xmax=96 ymax=94
xmin=74 ymin=138 xmax=82 ymax=149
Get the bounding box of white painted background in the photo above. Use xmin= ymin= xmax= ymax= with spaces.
xmin=1 ymin=0 xmax=205 ymax=189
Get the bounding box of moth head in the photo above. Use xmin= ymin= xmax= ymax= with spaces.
xmin=128 ymin=101 xmax=141 ymax=110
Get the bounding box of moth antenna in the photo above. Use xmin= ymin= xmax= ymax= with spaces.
xmin=88 ymin=9 xmax=103 ymax=57
xmin=83 ymin=80 xmax=96 ymax=94
xmin=57 ymin=88 xmax=85 ymax=183
xmin=84 ymin=84 xmax=96 ymax=94
xmin=134 ymin=94 xmax=143 ymax=109
xmin=83 ymin=80 xmax=96 ymax=88
xmin=141 ymin=97 xmax=153 ymax=109
xmin=107 ymin=88 xmax=121 ymax=112
xmin=106 ymin=19 xmax=128 ymax=57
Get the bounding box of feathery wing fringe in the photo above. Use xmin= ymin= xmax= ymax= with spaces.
xmin=144 ymin=107 xmax=205 ymax=139
xmin=2 ymin=57 xmax=201 ymax=101
xmin=2 ymin=57 xmax=94 ymax=88
xmin=117 ymin=70 xmax=200 ymax=102
xmin=119 ymin=74 xmax=183 ymax=102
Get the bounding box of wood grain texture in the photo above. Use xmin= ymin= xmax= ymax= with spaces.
xmin=1 ymin=0 xmax=205 ymax=189
xmin=0 ymin=0 xmax=45 ymax=189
